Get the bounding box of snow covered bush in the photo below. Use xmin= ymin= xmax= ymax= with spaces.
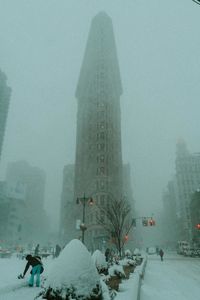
xmin=92 ymin=250 xmax=108 ymax=274
xmin=124 ymin=249 xmax=132 ymax=258
xmin=108 ymin=264 xmax=125 ymax=279
xmin=133 ymin=248 xmax=140 ymax=255
xmin=120 ymin=257 xmax=137 ymax=267
xmin=37 ymin=239 xmax=106 ymax=300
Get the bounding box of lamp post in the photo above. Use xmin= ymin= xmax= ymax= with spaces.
xmin=76 ymin=193 xmax=94 ymax=244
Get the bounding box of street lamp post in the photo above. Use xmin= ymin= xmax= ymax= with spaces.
xmin=77 ymin=193 xmax=94 ymax=244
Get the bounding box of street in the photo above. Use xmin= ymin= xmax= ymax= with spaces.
xmin=141 ymin=253 xmax=200 ymax=300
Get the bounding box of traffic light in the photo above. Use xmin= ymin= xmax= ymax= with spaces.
xmin=124 ymin=235 xmax=129 ymax=242
xmin=196 ymin=224 xmax=200 ymax=230
xmin=142 ymin=218 xmax=148 ymax=226
xmin=149 ymin=218 xmax=156 ymax=226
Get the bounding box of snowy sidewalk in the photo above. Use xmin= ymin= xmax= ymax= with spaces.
xmin=140 ymin=254 xmax=200 ymax=300
xmin=0 ymin=257 xmax=47 ymax=300
xmin=115 ymin=256 xmax=147 ymax=300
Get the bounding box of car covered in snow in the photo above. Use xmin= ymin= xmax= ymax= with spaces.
xmin=147 ymin=247 xmax=156 ymax=255
xmin=0 ymin=247 xmax=12 ymax=258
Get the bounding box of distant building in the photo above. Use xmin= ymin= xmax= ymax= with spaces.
xmin=59 ymin=164 xmax=75 ymax=243
xmin=74 ymin=12 xmax=124 ymax=250
xmin=60 ymin=163 xmax=135 ymax=247
xmin=162 ymin=179 xmax=179 ymax=248
xmin=123 ymin=164 xmax=135 ymax=246
xmin=61 ymin=12 xmax=134 ymax=250
xmin=123 ymin=164 xmax=135 ymax=211
xmin=0 ymin=181 xmax=26 ymax=244
xmin=175 ymin=140 xmax=200 ymax=241
xmin=6 ymin=161 xmax=48 ymax=242
xmin=190 ymin=190 xmax=200 ymax=245
xmin=0 ymin=69 xmax=11 ymax=161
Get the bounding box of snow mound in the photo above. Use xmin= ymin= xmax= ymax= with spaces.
xmin=43 ymin=239 xmax=101 ymax=299
xmin=108 ymin=264 xmax=125 ymax=278
xmin=92 ymin=250 xmax=107 ymax=272
xmin=124 ymin=249 xmax=132 ymax=257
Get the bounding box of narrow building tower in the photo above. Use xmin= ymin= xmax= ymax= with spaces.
xmin=0 ymin=69 xmax=11 ymax=161
xmin=73 ymin=12 xmax=124 ymax=249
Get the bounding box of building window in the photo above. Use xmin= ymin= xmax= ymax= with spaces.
xmin=97 ymin=167 xmax=105 ymax=175
xmin=97 ymin=102 xmax=105 ymax=108
xmin=100 ymin=195 xmax=105 ymax=206
xmin=100 ymin=155 xmax=105 ymax=163
xmin=97 ymin=155 xmax=105 ymax=163
xmin=90 ymin=214 xmax=93 ymax=223
xmin=97 ymin=143 xmax=105 ymax=151
xmin=100 ymin=214 xmax=105 ymax=223
xmin=97 ymin=122 xmax=107 ymax=131
xmin=100 ymin=132 xmax=105 ymax=139
xmin=100 ymin=181 xmax=105 ymax=190
xmin=100 ymin=167 xmax=105 ymax=174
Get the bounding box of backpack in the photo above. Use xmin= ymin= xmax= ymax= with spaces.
xmin=30 ymin=256 xmax=44 ymax=274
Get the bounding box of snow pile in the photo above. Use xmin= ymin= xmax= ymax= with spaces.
xmin=92 ymin=250 xmax=108 ymax=273
xmin=133 ymin=248 xmax=140 ymax=255
xmin=108 ymin=264 xmax=125 ymax=278
xmin=100 ymin=279 xmax=111 ymax=300
xmin=124 ymin=249 xmax=132 ymax=257
xmin=38 ymin=239 xmax=102 ymax=299
xmin=120 ymin=257 xmax=137 ymax=267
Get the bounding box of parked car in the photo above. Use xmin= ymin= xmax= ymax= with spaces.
xmin=0 ymin=248 xmax=12 ymax=258
xmin=147 ymin=247 xmax=156 ymax=255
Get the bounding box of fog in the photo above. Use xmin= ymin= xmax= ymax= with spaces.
xmin=0 ymin=0 xmax=200 ymax=229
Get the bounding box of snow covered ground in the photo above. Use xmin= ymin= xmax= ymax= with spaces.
xmin=0 ymin=252 xmax=200 ymax=300
xmin=141 ymin=253 xmax=200 ymax=300
xmin=0 ymin=255 xmax=53 ymax=300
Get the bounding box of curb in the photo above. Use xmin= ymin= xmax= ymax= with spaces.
xmin=134 ymin=256 xmax=147 ymax=300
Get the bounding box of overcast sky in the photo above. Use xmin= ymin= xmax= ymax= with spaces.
xmin=0 ymin=0 xmax=200 ymax=228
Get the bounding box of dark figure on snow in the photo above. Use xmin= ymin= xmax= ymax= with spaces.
xmin=34 ymin=244 xmax=40 ymax=256
xmin=21 ymin=254 xmax=44 ymax=287
xmin=105 ymin=248 xmax=110 ymax=262
xmin=54 ymin=244 xmax=62 ymax=258
xmin=159 ymin=249 xmax=164 ymax=261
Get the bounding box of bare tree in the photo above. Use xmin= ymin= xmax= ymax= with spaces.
xmin=192 ymin=0 xmax=200 ymax=5
xmin=96 ymin=196 xmax=133 ymax=257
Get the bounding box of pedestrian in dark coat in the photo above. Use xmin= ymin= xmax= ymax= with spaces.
xmin=105 ymin=248 xmax=110 ymax=262
xmin=159 ymin=249 xmax=164 ymax=261
xmin=54 ymin=244 xmax=62 ymax=258
xmin=34 ymin=244 xmax=40 ymax=256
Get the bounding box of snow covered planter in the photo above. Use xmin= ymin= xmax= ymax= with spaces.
xmin=133 ymin=248 xmax=143 ymax=265
xmin=92 ymin=250 xmax=108 ymax=275
xmin=106 ymin=276 xmax=121 ymax=292
xmin=122 ymin=265 xmax=134 ymax=279
xmin=105 ymin=264 xmax=125 ymax=291
xmin=108 ymin=264 xmax=125 ymax=279
xmin=121 ymin=257 xmax=137 ymax=278
xmin=36 ymin=239 xmax=108 ymax=300
xmin=124 ymin=249 xmax=132 ymax=259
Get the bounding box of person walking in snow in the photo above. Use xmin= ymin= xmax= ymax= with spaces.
xmin=54 ymin=244 xmax=62 ymax=258
xmin=105 ymin=248 xmax=111 ymax=262
xmin=159 ymin=249 xmax=164 ymax=261
xmin=34 ymin=244 xmax=40 ymax=256
xmin=20 ymin=254 xmax=44 ymax=287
